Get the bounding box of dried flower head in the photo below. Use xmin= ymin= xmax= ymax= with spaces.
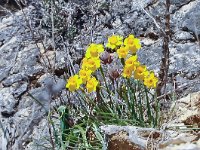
xmin=108 ymin=67 xmax=120 ymax=79
xmin=100 ymin=51 xmax=113 ymax=64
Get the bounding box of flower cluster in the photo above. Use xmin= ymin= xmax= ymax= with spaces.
xmin=124 ymin=61 xmax=158 ymax=88
xmin=106 ymin=34 xmax=158 ymax=89
xmin=66 ymin=43 xmax=103 ymax=92
xmin=107 ymin=34 xmax=141 ymax=55
xmin=66 ymin=34 xmax=158 ymax=92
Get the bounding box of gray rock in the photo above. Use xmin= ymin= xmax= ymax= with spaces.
xmin=10 ymin=44 xmax=41 ymax=74
xmin=51 ymin=79 xmax=66 ymax=95
xmin=174 ymin=31 xmax=194 ymax=41
xmin=29 ymin=87 xmax=51 ymax=111
xmin=173 ymin=1 xmax=200 ymax=35
xmin=101 ymin=125 xmax=161 ymax=150
xmin=169 ymin=42 xmax=200 ymax=73
xmin=0 ymin=67 xmax=11 ymax=82
xmin=171 ymin=0 xmax=193 ymax=6
xmin=25 ymin=118 xmax=52 ymax=150
xmin=137 ymin=39 xmax=163 ymax=73
xmin=0 ymin=87 xmax=17 ymax=117
xmin=13 ymin=82 xmax=28 ymax=98
xmin=2 ymin=73 xmax=25 ymax=87
xmin=39 ymin=75 xmax=66 ymax=97
xmin=28 ymin=74 xmax=65 ymax=112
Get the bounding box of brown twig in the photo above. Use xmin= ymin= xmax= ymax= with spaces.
xmin=156 ymin=0 xmax=171 ymax=97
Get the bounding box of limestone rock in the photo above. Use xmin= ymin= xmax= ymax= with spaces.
xmin=101 ymin=125 xmax=162 ymax=150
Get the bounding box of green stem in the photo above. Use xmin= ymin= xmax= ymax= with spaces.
xmin=154 ymin=91 xmax=159 ymax=127
xmin=145 ymin=87 xmax=153 ymax=126
xmin=120 ymin=58 xmax=125 ymax=66
xmin=127 ymin=79 xmax=137 ymax=121
xmin=137 ymin=81 xmax=144 ymax=126
xmin=99 ymin=66 xmax=113 ymax=108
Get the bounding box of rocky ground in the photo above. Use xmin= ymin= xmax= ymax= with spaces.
xmin=101 ymin=91 xmax=200 ymax=150
xmin=0 ymin=0 xmax=200 ymax=149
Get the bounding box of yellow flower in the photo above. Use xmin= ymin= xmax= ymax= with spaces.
xmin=106 ymin=35 xmax=123 ymax=49
xmin=81 ymin=57 xmax=101 ymax=72
xmin=79 ymin=69 xmax=92 ymax=84
xmin=144 ymin=72 xmax=158 ymax=89
xmin=124 ymin=34 xmax=141 ymax=54
xmin=125 ymin=55 xmax=140 ymax=71
xmin=134 ymin=65 xmax=149 ymax=81
xmin=66 ymin=75 xmax=82 ymax=92
xmin=122 ymin=66 xmax=133 ymax=78
xmin=124 ymin=34 xmax=135 ymax=44
xmin=86 ymin=76 xmax=98 ymax=93
xmin=117 ymin=46 xmax=129 ymax=59
xmin=85 ymin=43 xmax=104 ymax=58
xmin=81 ymin=57 xmax=89 ymax=70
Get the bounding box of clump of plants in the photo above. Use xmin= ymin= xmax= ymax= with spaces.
xmin=56 ymin=34 xmax=159 ymax=149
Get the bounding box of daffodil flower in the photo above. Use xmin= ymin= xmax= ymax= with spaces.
xmin=134 ymin=65 xmax=149 ymax=81
xmin=125 ymin=55 xmax=140 ymax=71
xmin=144 ymin=72 xmax=158 ymax=88
xmin=85 ymin=43 xmax=104 ymax=58
xmin=86 ymin=76 xmax=99 ymax=93
xmin=79 ymin=69 xmax=92 ymax=84
xmin=122 ymin=66 xmax=133 ymax=78
xmin=106 ymin=35 xmax=123 ymax=49
xmin=66 ymin=75 xmax=82 ymax=92
xmin=117 ymin=46 xmax=129 ymax=59
xmin=124 ymin=34 xmax=141 ymax=54
xmin=81 ymin=57 xmax=101 ymax=72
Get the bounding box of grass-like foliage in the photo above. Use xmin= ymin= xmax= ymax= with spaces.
xmin=52 ymin=34 xmax=160 ymax=149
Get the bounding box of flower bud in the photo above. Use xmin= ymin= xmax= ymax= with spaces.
xmin=100 ymin=51 xmax=113 ymax=64
xmin=109 ymin=67 xmax=120 ymax=79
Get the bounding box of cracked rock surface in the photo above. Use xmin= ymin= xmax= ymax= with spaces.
xmin=0 ymin=0 xmax=200 ymax=149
